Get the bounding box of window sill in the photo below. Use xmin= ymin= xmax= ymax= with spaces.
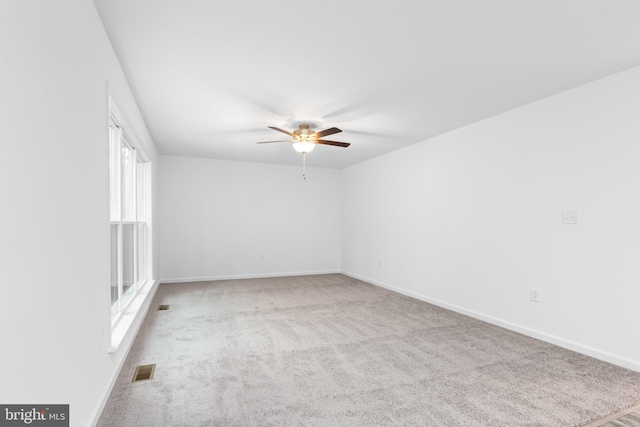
xmin=108 ymin=279 xmax=158 ymax=353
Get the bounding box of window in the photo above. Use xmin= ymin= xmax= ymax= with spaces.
xmin=109 ymin=103 xmax=150 ymax=324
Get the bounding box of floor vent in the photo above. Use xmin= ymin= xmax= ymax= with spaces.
xmin=132 ymin=364 xmax=155 ymax=383
xmin=157 ymin=304 xmax=170 ymax=311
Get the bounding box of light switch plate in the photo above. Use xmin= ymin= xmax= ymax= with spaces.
xmin=562 ymin=210 xmax=578 ymax=224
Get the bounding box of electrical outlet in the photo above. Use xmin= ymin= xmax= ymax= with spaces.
xmin=378 ymin=260 xmax=382 ymax=267
xmin=530 ymin=288 xmax=541 ymax=302
xmin=562 ymin=210 xmax=578 ymax=224
xmin=260 ymin=255 xmax=265 ymax=261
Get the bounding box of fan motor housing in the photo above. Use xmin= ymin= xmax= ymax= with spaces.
xmin=293 ymin=124 xmax=316 ymax=140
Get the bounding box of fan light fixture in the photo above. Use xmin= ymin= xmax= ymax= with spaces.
xmin=292 ymin=141 xmax=315 ymax=154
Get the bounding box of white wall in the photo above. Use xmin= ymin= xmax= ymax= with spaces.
xmin=0 ymin=2 xmax=159 ymax=426
xmin=159 ymin=156 xmax=341 ymax=281
xmin=342 ymin=65 xmax=640 ymax=371
xmin=2 ymin=3 xmax=636 ymax=425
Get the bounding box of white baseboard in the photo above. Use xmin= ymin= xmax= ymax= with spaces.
xmin=160 ymin=270 xmax=341 ymax=284
xmin=89 ymin=279 xmax=160 ymax=427
xmin=342 ymin=271 xmax=640 ymax=373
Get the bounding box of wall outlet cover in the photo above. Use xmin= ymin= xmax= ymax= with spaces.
xmin=562 ymin=210 xmax=578 ymax=224
xmin=530 ymin=288 xmax=541 ymax=302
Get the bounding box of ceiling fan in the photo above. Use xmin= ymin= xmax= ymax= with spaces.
xmin=257 ymin=123 xmax=350 ymax=179
xmin=256 ymin=124 xmax=350 ymax=154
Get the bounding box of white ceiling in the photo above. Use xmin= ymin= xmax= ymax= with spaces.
xmin=94 ymin=0 xmax=640 ymax=169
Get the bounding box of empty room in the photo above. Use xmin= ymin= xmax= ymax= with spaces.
xmin=2 ymin=1 xmax=640 ymax=426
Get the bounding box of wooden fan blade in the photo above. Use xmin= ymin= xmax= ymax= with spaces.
xmin=316 ymin=127 xmax=342 ymax=138
xmin=316 ymin=140 xmax=350 ymax=147
xmin=268 ymin=126 xmax=294 ymax=137
xmin=256 ymin=140 xmax=292 ymax=144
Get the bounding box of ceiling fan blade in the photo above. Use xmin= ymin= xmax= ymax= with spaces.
xmin=316 ymin=127 xmax=342 ymax=138
xmin=256 ymin=140 xmax=292 ymax=144
xmin=268 ymin=126 xmax=294 ymax=137
xmin=316 ymin=140 xmax=350 ymax=148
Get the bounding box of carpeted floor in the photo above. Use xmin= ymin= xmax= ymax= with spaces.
xmin=97 ymin=274 xmax=640 ymax=426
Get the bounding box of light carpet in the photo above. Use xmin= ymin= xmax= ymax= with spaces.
xmin=97 ymin=274 xmax=640 ymax=426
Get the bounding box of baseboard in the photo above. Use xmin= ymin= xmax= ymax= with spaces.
xmin=342 ymin=271 xmax=640 ymax=373
xmin=89 ymin=279 xmax=160 ymax=427
xmin=160 ymin=270 xmax=342 ymax=284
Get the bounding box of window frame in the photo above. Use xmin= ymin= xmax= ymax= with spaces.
xmin=108 ymin=97 xmax=151 ymax=327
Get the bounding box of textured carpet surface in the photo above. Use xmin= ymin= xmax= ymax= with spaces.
xmin=97 ymin=274 xmax=640 ymax=427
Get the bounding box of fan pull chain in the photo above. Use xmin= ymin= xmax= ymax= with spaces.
xmin=302 ymin=153 xmax=306 ymax=180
